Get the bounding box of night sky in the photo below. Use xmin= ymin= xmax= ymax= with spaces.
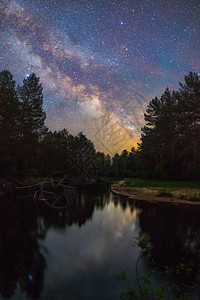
xmin=1 ymin=0 xmax=200 ymax=155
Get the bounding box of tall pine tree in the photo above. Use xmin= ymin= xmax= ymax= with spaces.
xmin=178 ymin=72 xmax=200 ymax=177
xmin=0 ymin=70 xmax=20 ymax=177
xmin=17 ymin=73 xmax=47 ymax=174
xmin=18 ymin=73 xmax=46 ymax=137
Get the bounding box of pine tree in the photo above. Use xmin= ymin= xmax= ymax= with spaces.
xmin=157 ymin=89 xmax=178 ymax=162
xmin=111 ymin=153 xmax=121 ymax=177
xmin=17 ymin=73 xmax=47 ymax=174
xmin=178 ymin=72 xmax=200 ymax=176
xmin=120 ymin=150 xmax=128 ymax=176
xmin=127 ymin=147 xmax=137 ymax=173
xmin=139 ymin=72 xmax=200 ymax=179
xmin=139 ymin=96 xmax=163 ymax=173
xmin=139 ymin=88 xmax=179 ymax=178
xmin=18 ymin=73 xmax=47 ymax=137
xmin=0 ymin=70 xmax=20 ymax=176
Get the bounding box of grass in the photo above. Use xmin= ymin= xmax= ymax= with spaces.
xmin=123 ymin=178 xmax=200 ymax=201
xmin=157 ymin=189 xmax=172 ymax=197
xmin=124 ymin=178 xmax=200 ymax=189
xmin=188 ymin=194 xmax=200 ymax=202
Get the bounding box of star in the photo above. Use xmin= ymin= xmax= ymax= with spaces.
xmin=0 ymin=0 xmax=199 ymax=155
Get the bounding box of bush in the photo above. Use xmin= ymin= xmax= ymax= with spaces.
xmin=157 ymin=189 xmax=172 ymax=197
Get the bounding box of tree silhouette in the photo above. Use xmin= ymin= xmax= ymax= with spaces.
xmin=0 ymin=70 xmax=20 ymax=177
xmin=17 ymin=73 xmax=47 ymax=175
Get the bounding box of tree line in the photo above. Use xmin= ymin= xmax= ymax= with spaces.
xmin=0 ymin=70 xmax=116 ymax=179
xmin=0 ymin=70 xmax=199 ymax=181
xmin=138 ymin=71 xmax=200 ymax=180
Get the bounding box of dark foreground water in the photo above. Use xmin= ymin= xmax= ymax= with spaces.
xmin=1 ymin=186 xmax=200 ymax=300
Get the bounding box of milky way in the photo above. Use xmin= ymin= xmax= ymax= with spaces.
xmin=0 ymin=0 xmax=200 ymax=155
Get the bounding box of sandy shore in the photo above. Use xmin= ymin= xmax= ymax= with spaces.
xmin=111 ymin=183 xmax=200 ymax=206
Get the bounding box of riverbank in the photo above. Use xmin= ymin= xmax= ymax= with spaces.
xmin=111 ymin=180 xmax=200 ymax=206
xmin=0 ymin=176 xmax=110 ymax=196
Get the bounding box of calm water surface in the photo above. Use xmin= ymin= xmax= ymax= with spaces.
xmin=1 ymin=186 xmax=200 ymax=300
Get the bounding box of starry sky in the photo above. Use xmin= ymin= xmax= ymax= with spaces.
xmin=1 ymin=0 xmax=200 ymax=155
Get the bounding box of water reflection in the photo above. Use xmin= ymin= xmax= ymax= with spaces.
xmin=0 ymin=190 xmax=141 ymax=300
xmin=139 ymin=202 xmax=200 ymax=298
xmin=139 ymin=202 xmax=200 ymax=266
xmin=0 ymin=197 xmax=46 ymax=300
xmin=1 ymin=190 xmax=200 ymax=299
xmin=41 ymin=195 xmax=140 ymax=300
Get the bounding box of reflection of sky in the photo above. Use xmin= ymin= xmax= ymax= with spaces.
xmin=40 ymin=195 xmax=141 ymax=300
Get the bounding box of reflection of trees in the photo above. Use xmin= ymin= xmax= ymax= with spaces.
xmin=0 ymin=187 xmax=141 ymax=300
xmin=37 ymin=191 xmax=96 ymax=231
xmin=112 ymin=194 xmax=136 ymax=213
xmin=0 ymin=197 xmax=46 ymax=300
xmin=0 ymin=191 xmax=100 ymax=300
xmin=37 ymin=184 xmax=113 ymax=230
xmin=37 ymin=183 xmax=110 ymax=231
xmin=139 ymin=203 xmax=200 ymax=266
xmin=139 ymin=202 xmax=200 ymax=295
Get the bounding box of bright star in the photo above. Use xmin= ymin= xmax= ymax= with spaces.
xmin=29 ymin=274 xmax=33 ymax=280
xmin=120 ymin=21 xmax=124 ymax=25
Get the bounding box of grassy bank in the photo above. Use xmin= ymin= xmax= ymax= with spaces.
xmin=123 ymin=178 xmax=200 ymax=201
xmin=125 ymin=178 xmax=200 ymax=189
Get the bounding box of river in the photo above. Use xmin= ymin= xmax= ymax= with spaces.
xmin=0 ymin=185 xmax=200 ymax=299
